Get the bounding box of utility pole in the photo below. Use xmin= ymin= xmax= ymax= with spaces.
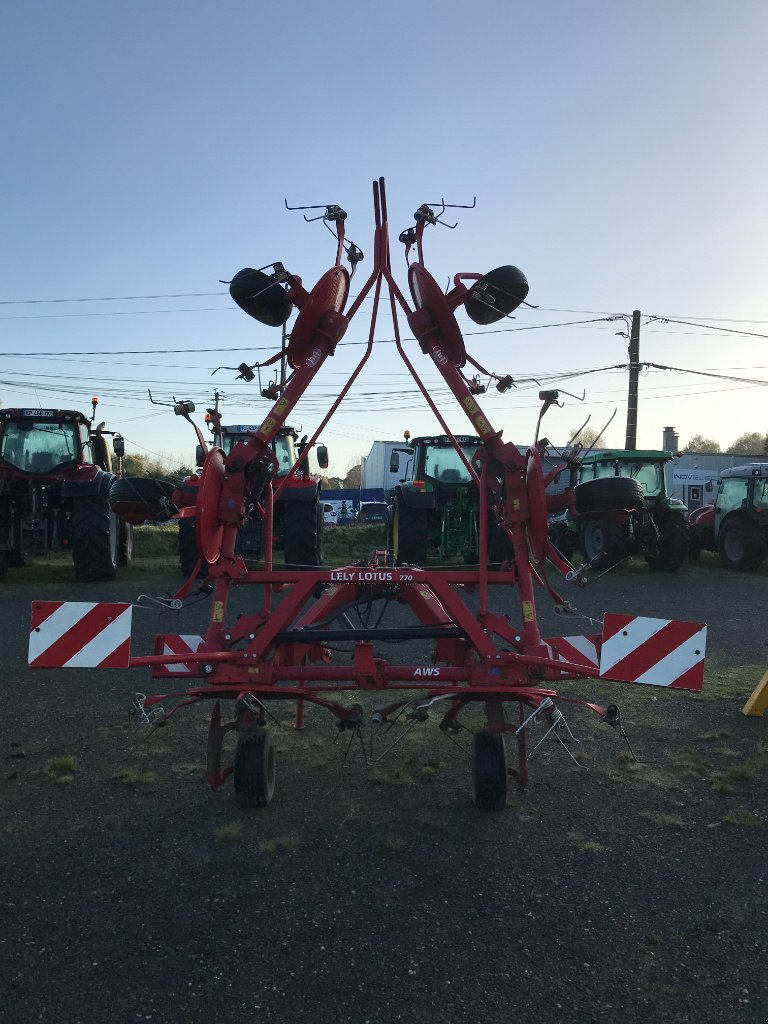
xmin=625 ymin=309 xmax=641 ymax=450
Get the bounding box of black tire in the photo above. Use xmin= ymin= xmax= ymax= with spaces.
xmin=0 ymin=553 xmax=7 ymax=582
xmin=489 ymin=523 xmax=515 ymax=568
xmin=718 ymin=520 xmax=768 ymax=572
xmin=178 ymin=518 xmax=203 ymax=577
xmin=688 ymin=537 xmax=701 ymax=562
xmin=233 ymin=730 xmax=276 ymax=808
xmin=109 ymin=476 xmax=176 ymax=522
xmin=646 ymin=518 xmax=690 ymax=572
xmin=394 ymin=498 xmax=428 ymax=566
xmin=71 ymin=498 xmax=119 ymax=582
xmin=580 ymin=518 xmax=626 ymax=567
xmin=282 ymin=497 xmax=323 ymax=569
xmin=574 ymin=477 xmax=645 ymax=514
xmin=118 ymin=521 xmax=133 ymax=566
xmin=235 ymin=517 xmax=263 ymax=559
xmin=471 ymin=730 xmax=507 ymax=811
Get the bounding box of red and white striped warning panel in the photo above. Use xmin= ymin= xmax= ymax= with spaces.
xmin=545 ymin=635 xmax=600 ymax=675
xmin=599 ymin=614 xmax=707 ymax=691
xmin=29 ymin=601 xmax=132 ymax=669
xmin=152 ymin=634 xmax=205 ymax=676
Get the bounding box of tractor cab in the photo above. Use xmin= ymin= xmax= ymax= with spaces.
xmin=0 ymin=409 xmax=90 ymax=477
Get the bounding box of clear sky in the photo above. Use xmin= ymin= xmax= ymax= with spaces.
xmin=2 ymin=0 xmax=767 ymax=475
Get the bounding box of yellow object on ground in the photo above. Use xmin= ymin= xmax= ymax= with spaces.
xmin=743 ymin=669 xmax=768 ymax=716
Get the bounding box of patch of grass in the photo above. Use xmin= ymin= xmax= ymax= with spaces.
xmin=215 ymin=823 xmax=242 ymax=843
xmin=417 ymin=815 xmax=448 ymax=831
xmin=567 ymin=831 xmax=606 ymax=853
xmin=699 ymin=730 xmax=732 ymax=741
xmin=323 ymin=524 xmax=388 ymax=563
xmin=54 ymin=774 xmax=74 ymax=785
xmin=726 ymin=764 xmax=756 ymax=782
xmin=710 ymin=774 xmax=735 ymax=794
xmin=47 ymin=757 xmax=76 ymax=778
xmin=379 ymin=836 xmax=406 ymax=854
xmin=258 ymin=834 xmax=301 ymax=854
xmin=695 ymin=660 xmax=766 ymax=700
xmin=113 ymin=769 xmax=159 ymax=787
xmin=370 ymin=766 xmax=415 ymax=786
xmin=639 ymin=810 xmax=684 ymax=827
xmin=712 ymin=745 xmax=742 ymax=759
xmin=671 ymin=748 xmax=707 ymax=774
xmin=723 ymin=807 xmax=763 ymax=828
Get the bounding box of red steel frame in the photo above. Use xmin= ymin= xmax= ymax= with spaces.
xmin=130 ymin=178 xmax=625 ymax=790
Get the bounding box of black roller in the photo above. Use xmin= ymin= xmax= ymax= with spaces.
xmin=229 ymin=268 xmax=293 ymax=327
xmin=464 ymin=265 xmax=529 ymax=325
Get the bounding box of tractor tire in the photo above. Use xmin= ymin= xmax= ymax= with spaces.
xmin=471 ymin=730 xmax=507 ymax=811
xmin=71 ymin=497 xmax=119 ymax=582
xmin=0 ymin=553 xmax=7 ymax=582
xmin=118 ymin=521 xmax=133 ymax=566
xmin=233 ymin=730 xmax=276 ymax=808
xmin=645 ymin=518 xmax=690 ymax=572
xmin=178 ymin=518 xmax=204 ymax=577
xmin=393 ymin=499 xmax=428 ymax=566
xmin=109 ymin=476 xmax=176 ymax=523
xmin=574 ymin=477 xmax=645 ymax=514
xmin=282 ymin=497 xmax=323 ymax=569
xmin=580 ymin=518 xmax=626 ymax=567
xmin=718 ymin=520 xmax=768 ymax=572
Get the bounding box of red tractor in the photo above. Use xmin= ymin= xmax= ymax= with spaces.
xmin=0 ymin=404 xmax=131 ymax=580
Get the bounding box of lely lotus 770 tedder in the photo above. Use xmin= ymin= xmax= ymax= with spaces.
xmin=28 ymin=179 xmax=707 ymax=811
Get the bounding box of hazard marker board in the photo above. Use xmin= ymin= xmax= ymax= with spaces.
xmin=152 ymin=634 xmax=205 ymax=676
xmin=29 ymin=602 xmax=132 ymax=669
xmin=599 ymin=614 xmax=706 ymax=691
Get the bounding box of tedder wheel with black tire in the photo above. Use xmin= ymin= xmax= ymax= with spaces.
xmin=645 ymin=518 xmax=690 ymax=572
xmin=471 ymin=730 xmax=507 ymax=811
xmin=178 ymin=518 xmax=204 ymax=577
xmin=718 ymin=520 xmax=768 ymax=572
xmin=233 ymin=730 xmax=276 ymax=808
xmin=71 ymin=497 xmax=119 ymax=582
xmin=282 ymin=496 xmax=323 ymax=569
xmin=574 ymin=477 xmax=645 ymax=514
xmin=118 ymin=520 xmax=133 ymax=566
xmin=393 ymin=498 xmax=428 ymax=566
xmin=580 ymin=518 xmax=626 ymax=567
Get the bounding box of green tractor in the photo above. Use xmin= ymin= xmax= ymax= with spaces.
xmin=387 ymin=433 xmax=509 ymax=566
xmin=550 ymin=448 xmax=690 ymax=572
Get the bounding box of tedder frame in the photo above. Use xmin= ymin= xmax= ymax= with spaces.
xmin=29 ymin=178 xmax=707 ymax=811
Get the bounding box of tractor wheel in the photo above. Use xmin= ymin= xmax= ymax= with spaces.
xmin=574 ymin=477 xmax=645 ymax=513
xmin=233 ymin=730 xmax=276 ymax=808
xmin=394 ymin=499 xmax=428 ymax=566
xmin=0 ymin=553 xmax=7 ymax=581
xmin=580 ymin=518 xmax=626 ymax=567
xmin=71 ymin=497 xmax=119 ymax=582
xmin=178 ymin=518 xmax=204 ymax=577
xmin=718 ymin=520 xmax=768 ymax=572
xmin=282 ymin=497 xmax=323 ymax=569
xmin=646 ymin=518 xmax=690 ymax=572
xmin=471 ymin=730 xmax=507 ymax=811
xmin=118 ymin=521 xmax=133 ymax=566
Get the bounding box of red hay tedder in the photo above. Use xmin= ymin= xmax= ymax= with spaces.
xmin=28 ymin=179 xmax=707 ymax=811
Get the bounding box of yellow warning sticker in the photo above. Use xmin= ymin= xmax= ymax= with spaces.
xmin=522 ymin=600 xmax=534 ymax=622
xmin=213 ymin=601 xmax=225 ymax=623
xmin=259 ymin=416 xmax=276 ymax=435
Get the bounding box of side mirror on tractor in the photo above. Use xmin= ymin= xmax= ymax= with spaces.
xmin=112 ymin=434 xmax=125 ymax=458
xmin=195 ymin=445 xmax=205 ymax=468
xmin=464 ymin=266 xmax=529 ymax=325
xmin=389 ymin=452 xmax=400 ymax=473
xmin=316 ymin=445 xmax=329 ymax=470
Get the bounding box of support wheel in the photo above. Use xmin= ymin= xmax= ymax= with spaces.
xmin=234 ymin=730 xmax=276 ymax=808
xmin=471 ymin=730 xmax=507 ymax=811
xmin=646 ymin=518 xmax=690 ymax=572
xmin=580 ymin=518 xmax=626 ymax=567
xmin=71 ymin=498 xmax=119 ymax=582
xmin=118 ymin=521 xmax=133 ymax=566
xmin=393 ymin=498 xmax=428 ymax=566
xmin=178 ymin=518 xmax=205 ymax=577
xmin=282 ymin=496 xmax=323 ymax=569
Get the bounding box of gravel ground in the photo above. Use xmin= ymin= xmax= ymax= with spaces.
xmin=2 ymin=557 xmax=768 ymax=1024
